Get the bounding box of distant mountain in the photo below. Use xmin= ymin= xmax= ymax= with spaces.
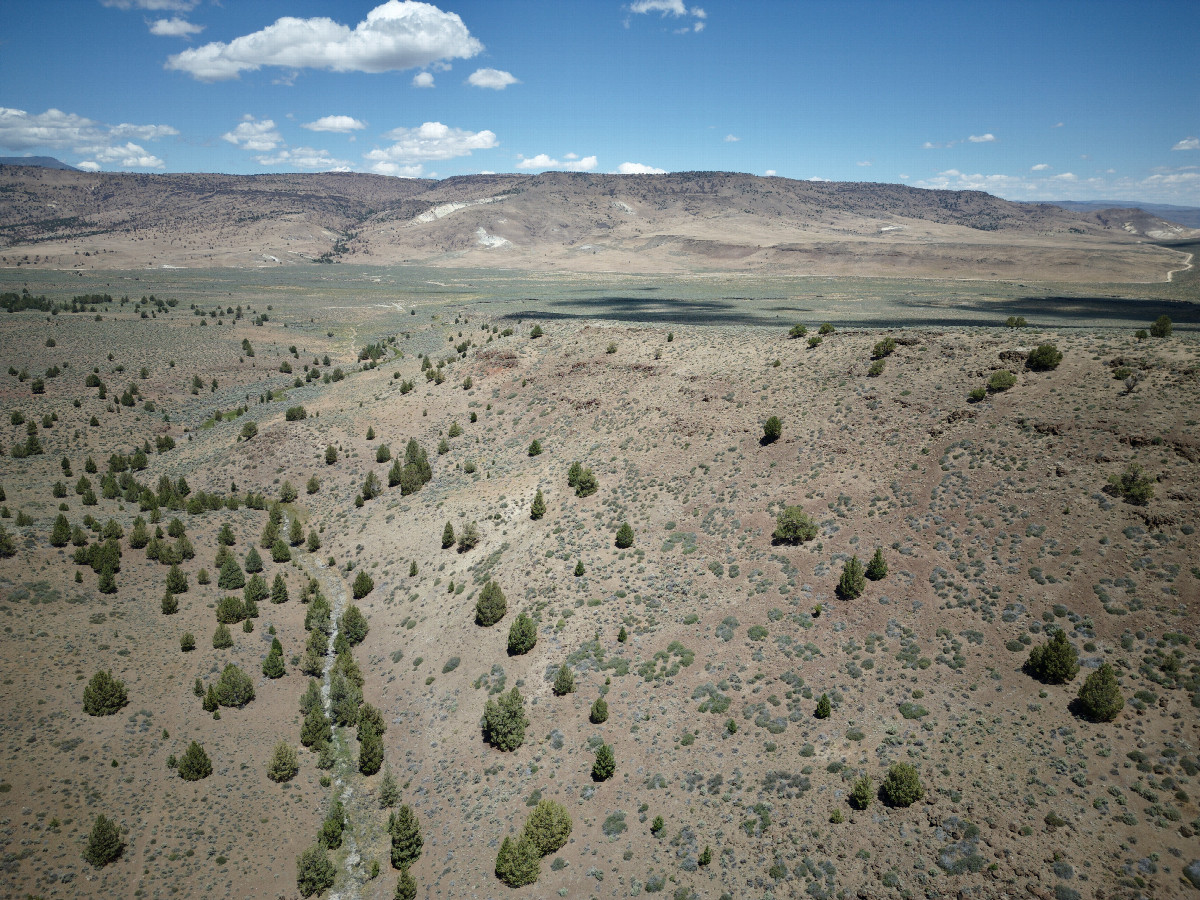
xmin=1043 ymin=200 xmax=1200 ymax=230
xmin=0 ymin=156 xmax=80 ymax=171
xmin=0 ymin=168 xmax=1192 ymax=282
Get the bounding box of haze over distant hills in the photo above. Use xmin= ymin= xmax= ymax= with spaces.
xmin=1043 ymin=200 xmax=1200 ymax=230
xmin=0 ymin=165 xmax=1193 ymax=282
xmin=0 ymin=156 xmax=80 ymax=172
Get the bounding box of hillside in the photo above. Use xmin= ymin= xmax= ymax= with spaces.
xmin=0 ymin=167 xmax=1191 ymax=282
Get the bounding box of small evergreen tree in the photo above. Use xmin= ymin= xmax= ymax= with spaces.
xmin=271 ymin=572 xmax=289 ymax=604
xmin=574 ymin=559 xmax=585 ymax=576
xmin=528 ymin=439 xmax=542 ymax=456
xmin=289 ymin=517 xmax=304 ymax=545
xmin=267 ymin=741 xmax=299 ymax=783
xmin=483 ymin=687 xmax=528 ymax=751
xmin=441 ymin=521 xmax=455 ymax=548
xmin=394 ymin=868 xmax=417 ymax=900
xmin=50 ymin=513 xmax=71 ymax=547
xmin=762 ymin=416 xmax=782 ymax=443
xmin=566 ymin=460 xmax=582 ymax=487
xmin=215 ymin=594 xmax=245 ymax=624
xmin=1149 ymin=314 xmax=1172 ymax=338
xmin=574 ymin=468 xmax=598 ymax=497
xmin=296 ymin=845 xmax=335 ymax=898
xmin=325 ymin=444 xmax=338 ymax=465
xmin=307 ymin=529 xmax=321 ymax=553
xmin=301 ymin=704 xmax=332 ymax=749
xmin=217 ymin=556 xmax=244 ymax=590
xmin=552 ymin=663 xmax=575 ymax=696
xmin=457 ymin=520 xmax=480 ymax=552
xmin=352 ymin=569 xmax=374 ymax=599
xmin=161 ymin=588 xmax=178 ymax=615
xmin=379 ymin=765 xmax=400 ymax=808
xmin=177 ymin=741 xmax=212 ymax=781
xmin=180 ymin=632 xmax=196 ymax=652
xmin=494 ymin=835 xmax=540 ymax=888
xmin=244 ymin=546 xmax=263 ymax=573
xmin=1077 ymin=662 xmax=1124 ymax=722
xmin=592 ymin=743 xmax=615 ymax=781
xmin=319 ymin=800 xmax=345 ymax=849
xmin=590 ymin=697 xmax=609 ymax=724
xmin=865 ymin=548 xmax=888 ymax=580
xmin=203 ymin=684 xmax=219 ymax=712
xmin=772 ymin=505 xmax=817 ymax=543
xmin=530 ymin=488 xmax=546 ymax=520
xmin=389 ymin=804 xmax=423 ymax=869
xmin=615 ymin=522 xmax=634 ymax=549
xmin=340 ymin=604 xmax=370 ymax=644
xmin=359 ymin=724 xmax=384 ymax=776
xmin=215 ymin=663 xmax=255 ymax=707
xmin=475 ymin=579 xmax=507 ymax=626
xmin=83 ymin=814 xmax=123 ymax=868
xmin=815 ymin=693 xmax=831 ymax=718
xmin=83 ymin=670 xmax=128 ymax=716
xmin=849 ymin=775 xmax=873 ymax=810
xmin=837 ymin=555 xmax=865 ymax=599
xmin=1025 ymin=630 xmax=1080 ymax=684
xmin=507 ymin=612 xmax=537 ymax=655
xmin=881 ymin=763 xmax=923 ymax=807
xmin=1026 ymin=343 xmax=1063 ymax=371
xmin=272 ymin=538 xmax=292 ymax=562
xmin=523 ymin=799 xmax=572 ymax=856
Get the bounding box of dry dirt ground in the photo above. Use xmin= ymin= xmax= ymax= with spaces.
xmin=0 ymin=287 xmax=1197 ymax=900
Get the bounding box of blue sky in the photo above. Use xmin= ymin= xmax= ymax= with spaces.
xmin=1 ymin=0 xmax=1197 ymax=203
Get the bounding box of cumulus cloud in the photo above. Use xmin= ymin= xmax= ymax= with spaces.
xmin=103 ymin=0 xmax=197 ymax=10
xmin=167 ymin=1 xmax=483 ymax=81
xmin=412 ymin=71 xmax=435 ymax=88
xmin=914 ymin=167 xmax=1200 ymax=204
xmin=0 ymin=107 xmax=176 ymax=169
xmin=764 ymin=169 xmax=776 ymax=177
xmin=302 ymin=115 xmax=366 ymax=133
xmin=925 ymin=133 xmax=997 ymax=149
xmin=967 ymin=133 xmax=996 ymax=143
xmin=516 ymin=153 xmax=597 ymax=171
xmin=856 ymin=160 xmax=872 ymax=167
xmin=617 ymin=162 xmax=666 ymax=174
xmin=723 ymin=134 xmax=739 ymax=142
xmin=629 ymin=1 xmax=706 ymax=31
xmin=467 ymin=68 xmax=519 ymax=90
xmin=222 ymin=115 xmax=282 ymax=152
xmin=90 ymin=142 xmax=166 ymax=168
xmin=148 ymin=17 xmax=204 ymax=37
xmin=1172 ymin=137 xmax=1199 ymax=151
xmin=365 ymin=121 xmax=497 ymax=175
xmin=1031 ymin=163 xmax=1050 ymax=171
xmin=75 ymin=160 xmax=102 ymax=172
xmin=256 ymin=147 xmax=350 ymax=169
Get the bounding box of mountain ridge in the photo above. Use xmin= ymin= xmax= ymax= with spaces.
xmin=0 ymin=167 xmax=1192 ymax=281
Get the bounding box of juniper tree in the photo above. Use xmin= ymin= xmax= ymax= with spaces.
xmin=483 ymin=687 xmax=528 ymax=751
xmin=340 ymin=604 xmax=369 ymax=644
xmin=552 ymin=664 xmax=576 ymax=696
xmin=523 ymin=800 xmax=572 ymax=856
xmin=592 ymin=743 xmax=615 ymax=781
xmin=441 ymin=521 xmax=455 ymax=548
xmin=215 ymin=663 xmax=255 ymax=707
xmin=837 ymin=555 xmax=865 ymax=599
xmin=530 ymin=488 xmax=546 ymax=520
xmin=267 ymin=741 xmax=299 ymax=783
xmin=244 ymin=546 xmax=263 ymax=573
xmin=307 ymin=529 xmax=321 ymax=552
xmin=166 ymin=563 xmax=187 ymax=593
xmin=83 ymin=670 xmax=128 ymax=716
xmin=83 ymin=815 xmax=123 ymax=868
xmin=161 ymin=589 xmax=178 ymax=615
xmin=590 ymin=697 xmax=609 ymax=724
xmin=494 ymin=835 xmax=540 ymax=888
xmin=296 ymin=845 xmax=335 ymax=898
xmin=772 ymin=506 xmax=817 ymax=543
xmin=475 ymin=580 xmax=507 ymax=626
xmin=217 ymin=556 xmax=244 ymax=590
xmin=865 ymin=548 xmax=888 ymax=580
xmin=50 ymin=513 xmax=71 ymax=547
xmin=389 ymin=804 xmax=422 ymax=870
xmin=457 ymin=520 xmax=480 ymax=552
xmin=352 ymin=569 xmax=374 ymax=599
xmin=849 ymin=775 xmax=873 ymax=810
xmin=359 ymin=724 xmax=383 ymax=776
xmin=881 ymin=763 xmax=923 ymax=807
xmin=271 ymin=573 xmax=289 ymax=604
xmin=815 ymin=693 xmax=831 ymax=719
xmin=178 ymin=741 xmax=212 ymax=781
xmin=1077 ymin=662 xmax=1124 ymax=721
xmin=263 ymin=645 xmax=286 ymax=679
xmin=1025 ymin=630 xmax=1079 ymax=684
xmin=379 ymin=765 xmax=400 ymax=807
xmin=507 ymin=612 xmax=537 ymax=655
xmin=202 ymin=683 xmax=218 ymax=712
xmin=615 ymin=522 xmax=634 ymax=548
xmin=762 ymin=416 xmax=782 ymax=443
xmin=319 ymin=800 xmax=345 ymax=849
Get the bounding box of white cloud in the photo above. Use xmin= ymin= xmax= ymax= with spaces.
xmin=368 ymin=161 xmax=426 ymax=177
xmin=167 ymin=1 xmax=483 ymax=81
xmin=617 ymin=162 xmax=666 ymax=174
xmin=366 ymin=121 xmax=497 ymax=173
xmin=412 ymin=71 xmax=435 ymax=88
xmin=256 ymin=147 xmax=350 ymax=169
xmin=1031 ymin=163 xmax=1050 ymax=171
xmin=629 ymin=1 xmax=707 ymax=31
xmin=302 ymin=115 xmax=366 ymax=133
xmin=76 ymin=161 xmax=102 ymax=172
xmin=764 ymin=169 xmax=776 ymax=177
xmin=148 ymin=17 xmax=204 ymax=37
xmin=467 ymin=68 xmax=519 ymax=90
xmin=0 ymin=107 xmax=176 ymax=169
xmin=517 ymin=153 xmax=597 ymax=171
xmin=856 ymin=160 xmax=871 ymax=167
xmin=967 ymin=133 xmax=996 ymax=143
xmin=1172 ymin=137 xmax=1199 ymax=151
xmin=103 ymin=0 xmax=197 ymax=10
xmin=723 ymin=134 xmax=739 ymax=142
xmin=913 ymin=167 xmax=1200 ymax=204
xmin=222 ymin=115 xmax=282 ymax=152
xmin=1052 ymin=172 xmax=1077 ymax=181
